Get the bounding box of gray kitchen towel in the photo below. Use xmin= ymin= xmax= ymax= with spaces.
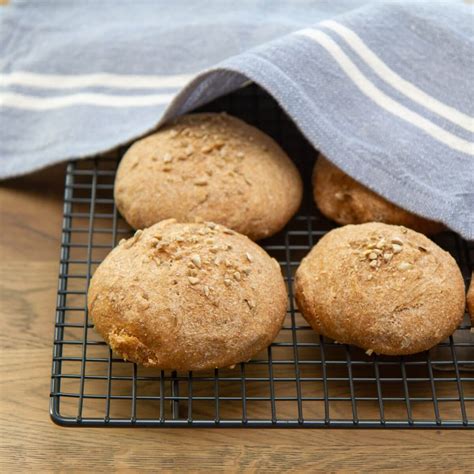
xmin=1 ymin=1 xmax=473 ymax=238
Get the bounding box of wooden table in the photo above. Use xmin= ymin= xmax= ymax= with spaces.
xmin=0 ymin=164 xmax=472 ymax=472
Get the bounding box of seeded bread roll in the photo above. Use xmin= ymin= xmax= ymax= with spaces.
xmin=467 ymin=274 xmax=474 ymax=332
xmin=313 ymin=156 xmax=443 ymax=234
xmin=295 ymin=222 xmax=465 ymax=355
xmin=88 ymin=219 xmax=287 ymax=370
xmin=114 ymin=113 xmax=303 ymax=240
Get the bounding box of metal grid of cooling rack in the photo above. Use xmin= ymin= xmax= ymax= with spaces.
xmin=50 ymin=85 xmax=474 ymax=428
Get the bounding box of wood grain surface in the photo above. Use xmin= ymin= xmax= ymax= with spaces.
xmin=0 ymin=164 xmax=473 ymax=472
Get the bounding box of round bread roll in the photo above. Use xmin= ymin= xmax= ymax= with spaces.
xmin=313 ymin=156 xmax=443 ymax=234
xmin=467 ymin=274 xmax=474 ymax=332
xmin=295 ymin=222 xmax=465 ymax=355
xmin=88 ymin=219 xmax=287 ymax=370
xmin=114 ymin=113 xmax=303 ymax=240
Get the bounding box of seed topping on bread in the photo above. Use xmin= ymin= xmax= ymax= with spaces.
xmin=123 ymin=220 xmax=256 ymax=293
xmin=190 ymin=254 xmax=202 ymax=268
xmin=349 ymin=228 xmax=433 ymax=273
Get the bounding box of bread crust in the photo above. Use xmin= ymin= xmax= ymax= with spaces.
xmin=313 ymin=156 xmax=443 ymax=234
xmin=114 ymin=113 xmax=303 ymax=240
xmin=295 ymin=222 xmax=465 ymax=355
xmin=88 ymin=219 xmax=287 ymax=370
xmin=467 ymin=273 xmax=474 ymax=330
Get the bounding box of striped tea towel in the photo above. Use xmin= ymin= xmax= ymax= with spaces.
xmin=1 ymin=0 xmax=473 ymax=238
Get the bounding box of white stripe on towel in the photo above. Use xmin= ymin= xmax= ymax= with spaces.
xmin=320 ymin=20 xmax=474 ymax=133
xmin=296 ymin=29 xmax=474 ymax=156
xmin=0 ymin=72 xmax=194 ymax=90
xmin=0 ymin=91 xmax=175 ymax=109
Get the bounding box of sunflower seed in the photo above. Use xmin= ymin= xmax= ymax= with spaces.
xmin=392 ymin=244 xmax=403 ymax=254
xmin=398 ymin=262 xmax=412 ymax=271
xmin=191 ymin=254 xmax=202 ymax=268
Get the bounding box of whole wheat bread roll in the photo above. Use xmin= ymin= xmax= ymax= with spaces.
xmin=115 ymin=113 xmax=303 ymax=240
xmin=295 ymin=222 xmax=465 ymax=355
xmin=467 ymin=274 xmax=474 ymax=332
xmin=313 ymin=156 xmax=443 ymax=235
xmin=88 ymin=219 xmax=287 ymax=370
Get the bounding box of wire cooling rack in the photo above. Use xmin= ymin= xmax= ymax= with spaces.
xmin=50 ymin=85 xmax=473 ymax=428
